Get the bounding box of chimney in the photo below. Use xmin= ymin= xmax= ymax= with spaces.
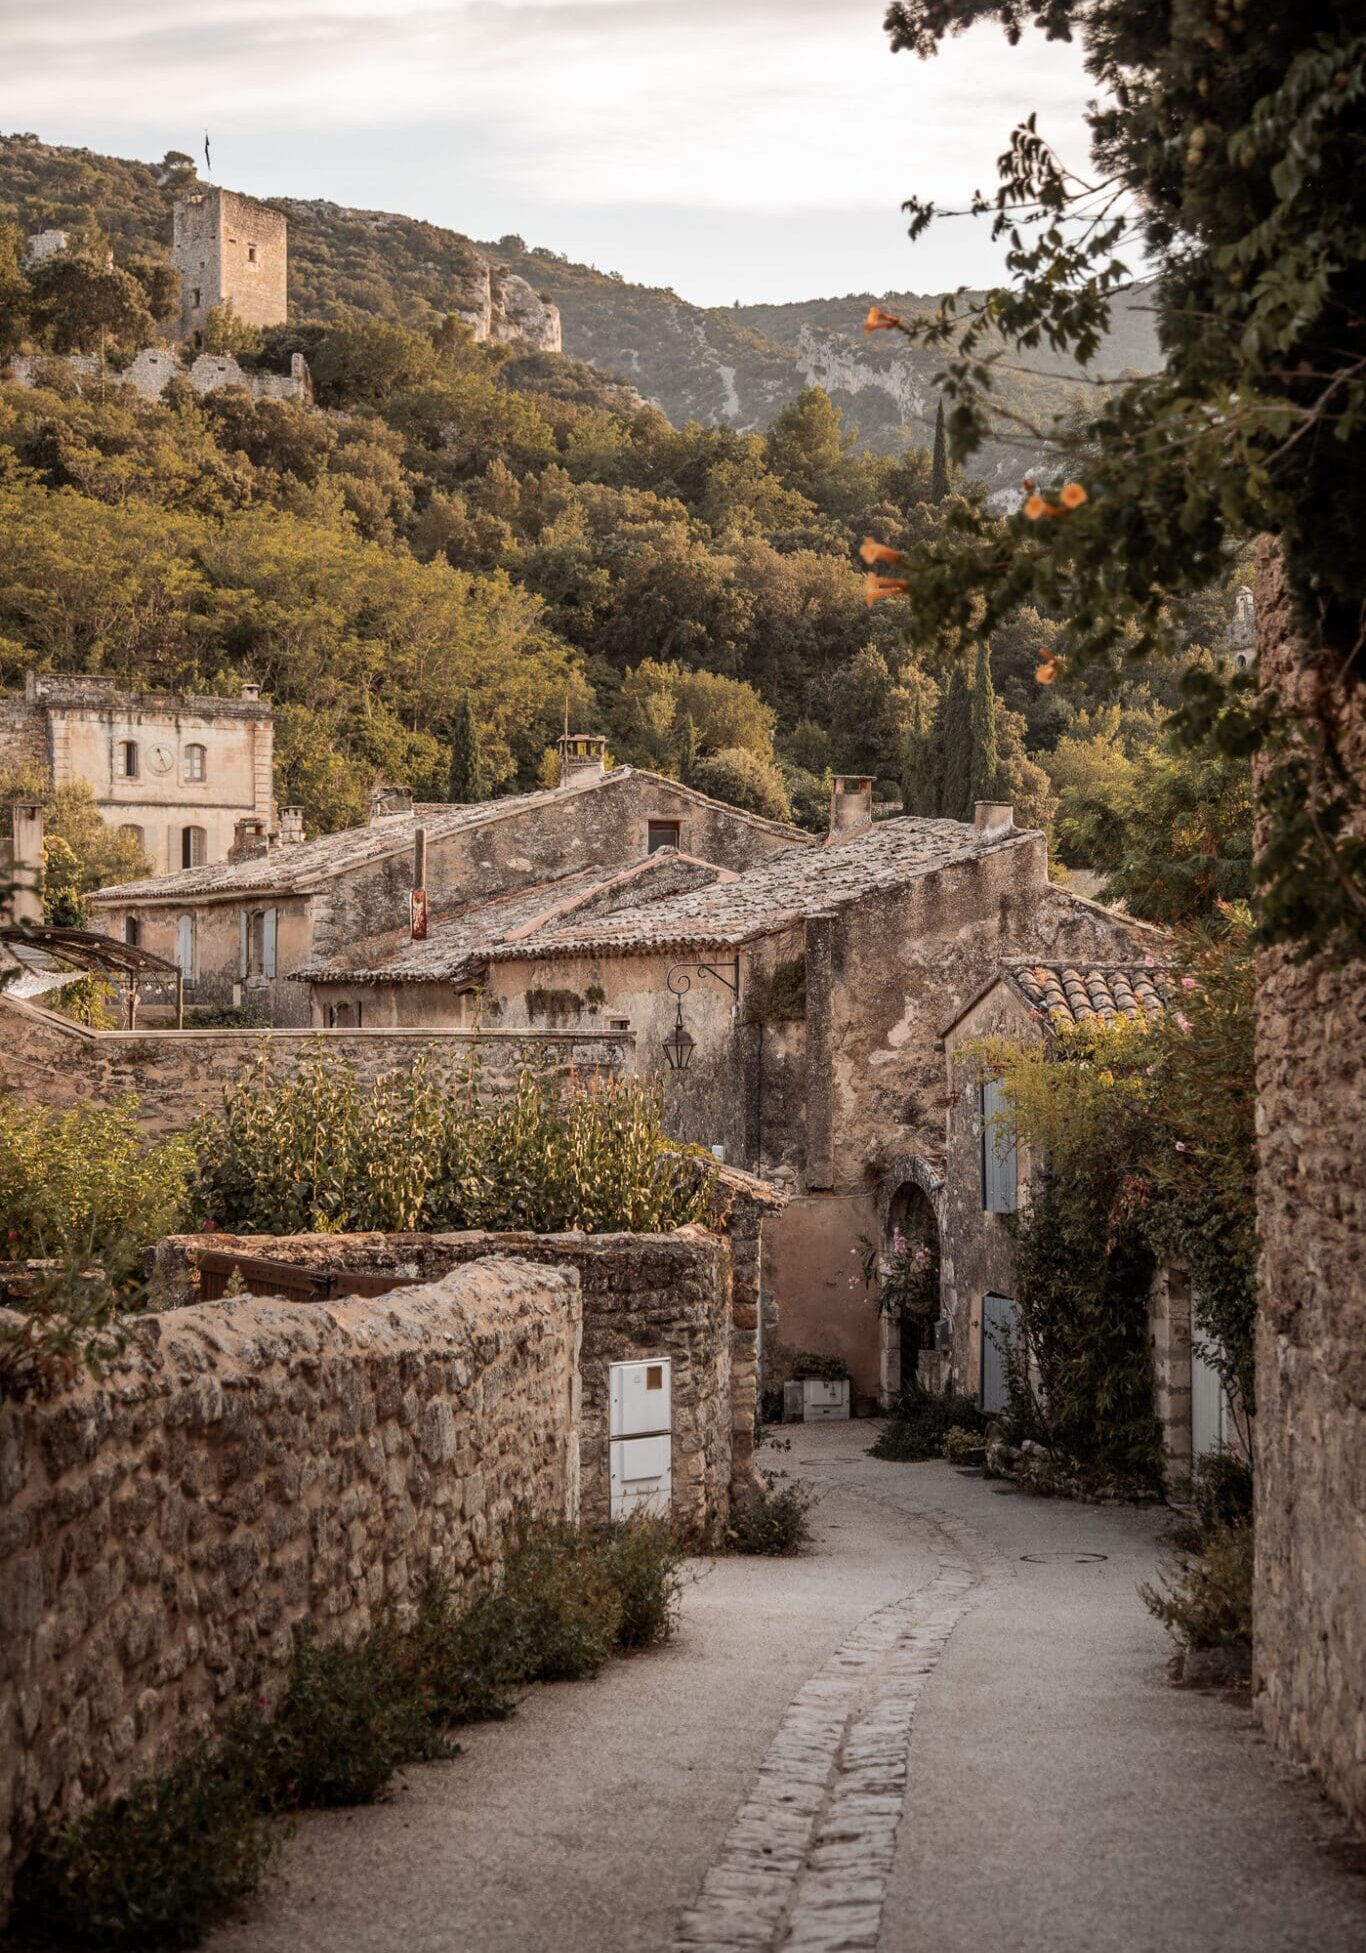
xmin=279 ymin=805 xmax=305 ymax=846
xmin=973 ymin=800 xmax=1014 ymax=839
xmin=558 ymin=734 xmax=608 ymax=788
xmin=228 ymin=816 xmax=269 ymax=861
xmin=3 ymin=800 xmax=44 ymax=926
xmin=411 ymin=825 xmax=429 ymax=940
xmin=369 ymin=784 xmax=414 ymax=823
xmin=828 ymin=775 xmax=874 ymax=838
xmin=241 ymin=682 xmax=261 ymax=703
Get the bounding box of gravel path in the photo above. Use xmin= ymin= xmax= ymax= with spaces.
xmin=208 ymin=1423 xmax=1364 ymax=1953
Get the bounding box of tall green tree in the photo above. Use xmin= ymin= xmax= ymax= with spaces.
xmin=901 ymin=693 xmax=940 ymax=817
xmin=447 ymin=691 xmax=488 ymax=803
xmin=929 ymin=397 xmax=950 ymax=502
xmin=938 ymin=659 xmax=974 ymax=821
xmin=970 ymin=641 xmax=1001 ymax=806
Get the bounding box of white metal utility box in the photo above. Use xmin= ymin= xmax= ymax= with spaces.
xmin=609 ymin=1358 xmax=673 ymax=1519
xmin=801 ymin=1378 xmax=850 ymax=1421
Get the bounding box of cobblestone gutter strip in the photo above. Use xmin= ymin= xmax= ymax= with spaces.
xmin=673 ymin=1517 xmax=984 ymax=1953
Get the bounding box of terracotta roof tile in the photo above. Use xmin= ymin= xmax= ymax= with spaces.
xmin=1006 ymin=960 xmax=1173 ymax=1027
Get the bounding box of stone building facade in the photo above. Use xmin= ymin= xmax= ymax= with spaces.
xmin=89 ymin=758 xmax=807 ymax=1024
xmin=470 ymin=788 xmax=1159 ymax=1403
xmin=0 ymin=671 xmax=274 ymax=877
xmin=171 ymin=185 xmax=288 ymax=341
xmin=0 ymin=1258 xmax=582 ymax=1909
xmin=1251 ymin=539 xmax=1366 ymax=1833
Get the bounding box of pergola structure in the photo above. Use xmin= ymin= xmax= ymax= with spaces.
xmin=0 ymin=926 xmax=184 ymax=1028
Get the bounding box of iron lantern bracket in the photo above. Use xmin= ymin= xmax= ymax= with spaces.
xmin=666 ymin=956 xmax=740 ymax=1002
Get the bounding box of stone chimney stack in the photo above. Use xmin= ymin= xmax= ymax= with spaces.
xmin=279 ymin=805 xmax=305 ymax=846
xmin=228 ymin=816 xmax=269 ymax=861
xmin=3 ymin=800 xmax=44 ymax=926
xmin=241 ymin=682 xmax=261 ymax=703
xmin=973 ymin=800 xmax=1014 ymax=839
xmin=558 ymin=734 xmax=608 ymax=788
xmin=828 ymin=775 xmax=874 ymax=838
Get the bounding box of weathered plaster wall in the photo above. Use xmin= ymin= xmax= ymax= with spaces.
xmin=152 ymin=1227 xmax=736 ymax=1532
xmin=0 ymin=1258 xmax=580 ymax=1906
xmin=1252 ymin=538 xmax=1366 ymax=1833
xmin=0 ymin=993 xmax=631 ymax=1138
xmin=763 ymin=1192 xmax=882 ymax=1407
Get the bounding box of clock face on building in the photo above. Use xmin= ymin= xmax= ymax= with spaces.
xmin=148 ymin=744 xmax=175 ymax=775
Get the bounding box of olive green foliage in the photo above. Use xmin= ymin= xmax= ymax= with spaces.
xmin=974 ymin=920 xmax=1257 ymax=1483
xmin=1069 ymin=743 xmax=1255 ymax=926
xmin=929 ymin=396 xmax=950 ymax=502
xmin=868 ymin=1385 xmax=985 ymax=1462
xmin=969 ymin=641 xmax=1000 ymax=804
xmin=189 ymin=1054 xmax=712 ymax=1237
xmin=941 ymin=1424 xmax=985 ymax=1464
xmin=447 ymin=689 xmax=488 ymax=802
xmin=725 ymin=1475 xmax=815 ymax=1555
xmin=789 ymin=1349 xmax=848 ymax=1381
xmin=12 ymin=1518 xmax=682 ymax=1950
xmin=40 ymin=834 xmax=85 ymax=924
xmin=1140 ymin=1521 xmax=1254 ymax=1654
xmin=744 ymin=955 xmax=807 ymax=1026
xmin=0 ymin=1093 xmax=191 ymax=1261
xmin=687 ymin=746 xmax=792 ymax=822
xmin=883 ymin=0 xmax=1366 ymax=955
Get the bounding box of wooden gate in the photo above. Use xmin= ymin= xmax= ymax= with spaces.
xmin=195 ymin=1249 xmax=420 ymax=1304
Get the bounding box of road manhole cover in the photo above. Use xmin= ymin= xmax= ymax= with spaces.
xmin=1018 ymin=1552 xmax=1109 ymax=1565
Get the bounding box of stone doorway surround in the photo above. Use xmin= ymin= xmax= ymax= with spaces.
xmin=875 ymin=1155 xmax=945 ymax=1411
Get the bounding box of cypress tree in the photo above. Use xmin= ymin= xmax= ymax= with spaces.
xmin=930 ymin=397 xmax=950 ymax=502
xmin=447 ymin=692 xmax=487 ymax=803
xmin=970 ymin=641 xmax=1001 ymax=806
xmin=900 ymin=694 xmax=940 ymax=817
xmin=938 ymin=658 xmax=973 ymax=821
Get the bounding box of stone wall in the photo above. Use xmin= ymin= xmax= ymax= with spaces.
xmin=0 ymin=1259 xmax=581 ymax=1906
xmin=0 ymin=992 xmax=632 ymax=1138
xmin=6 ymin=349 xmax=311 ymax=405
xmin=1252 ymin=538 xmax=1366 ymax=1832
xmin=152 ymin=1226 xmax=741 ymax=1531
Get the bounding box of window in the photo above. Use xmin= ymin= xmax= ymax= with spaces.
xmin=980 ymin=1078 xmax=1018 ymax=1214
xmin=117 ymin=741 xmax=139 ymax=779
xmin=242 ymin=907 xmax=278 ymax=979
xmin=647 ymin=820 xmax=681 ymax=854
xmin=123 ymin=915 xmax=141 ymax=948
xmin=181 ymin=825 xmax=207 ymax=869
xmin=184 ymin=744 xmax=206 ymax=782
xmin=191 ymin=287 xmax=202 ymax=309
xmin=175 ymin=914 xmax=196 ymax=979
xmin=247 ymin=243 xmax=257 ymax=263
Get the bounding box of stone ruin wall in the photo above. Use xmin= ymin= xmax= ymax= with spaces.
xmin=1252 ymin=538 xmax=1366 ymax=1833
xmin=153 ymin=1225 xmax=746 ymax=1532
xmin=0 ymin=1258 xmax=582 ymax=1909
xmin=0 ymin=992 xmax=632 ymax=1139
xmin=6 ymin=349 xmax=312 ymax=406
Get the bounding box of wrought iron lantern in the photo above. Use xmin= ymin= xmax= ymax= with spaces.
xmin=660 ymin=957 xmax=739 ymax=1073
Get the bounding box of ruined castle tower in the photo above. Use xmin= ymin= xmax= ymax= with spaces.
xmin=171 ymin=186 xmax=287 ymax=342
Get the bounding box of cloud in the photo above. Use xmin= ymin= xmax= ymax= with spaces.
xmin=4 ymin=0 xmax=1096 ymax=300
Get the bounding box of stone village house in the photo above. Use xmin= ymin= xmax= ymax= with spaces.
xmin=292 ymin=775 xmax=1161 ymax=1407
xmin=937 ymin=960 xmax=1224 ymax=1478
xmin=88 ymin=741 xmax=809 ymax=1026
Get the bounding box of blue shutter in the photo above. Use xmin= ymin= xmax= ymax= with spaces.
xmin=981 ymin=1078 xmax=1018 ymax=1213
xmin=239 ymin=910 xmax=249 ymax=978
xmin=262 ymin=907 xmax=277 ymax=979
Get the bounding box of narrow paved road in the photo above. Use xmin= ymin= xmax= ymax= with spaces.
xmin=209 ymin=1424 xmax=1364 ymax=1953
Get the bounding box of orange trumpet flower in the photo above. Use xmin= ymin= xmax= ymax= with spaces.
xmin=1023 ymin=493 xmax=1050 ymax=522
xmin=1060 ymin=481 xmax=1088 ymax=509
xmin=865 ymin=306 xmax=903 ymax=333
xmin=859 ymin=538 xmax=906 ymax=567
xmin=866 ymin=574 xmax=910 ymax=606
xmin=1035 ymin=655 xmax=1059 ymax=685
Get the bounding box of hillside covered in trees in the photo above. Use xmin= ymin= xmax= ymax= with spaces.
xmin=0 ymin=133 xmax=1249 ymax=922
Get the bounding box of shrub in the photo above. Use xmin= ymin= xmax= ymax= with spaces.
xmin=1191 ymin=1448 xmax=1254 ymax=1537
xmin=1140 ymin=1522 xmax=1254 ymax=1653
xmin=596 ymin=1516 xmax=685 ymax=1650
xmin=189 ymin=1054 xmax=712 ymax=1237
xmin=0 ymin=1095 xmax=191 ymax=1262
xmin=726 ymin=1477 xmax=815 ymax=1555
xmin=12 ymin=1726 xmax=275 ymax=1951
xmin=868 ymin=1387 xmax=985 ymax=1462
xmin=942 ymin=1424 xmax=985 ymax=1465
xmin=789 ymin=1350 xmax=847 ymax=1382
xmin=263 ymin=1618 xmax=451 ymax=1809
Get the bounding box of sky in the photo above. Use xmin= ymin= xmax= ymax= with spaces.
xmin=2 ymin=0 xmax=1096 ymax=306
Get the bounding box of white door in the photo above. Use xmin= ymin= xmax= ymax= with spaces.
xmin=1191 ymin=1342 xmax=1227 ymax=1459
xmin=609 ymin=1359 xmax=672 ymax=1519
xmin=176 ymin=914 xmax=195 ymax=978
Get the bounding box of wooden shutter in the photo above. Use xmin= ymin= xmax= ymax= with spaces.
xmin=262 ymin=907 xmax=277 ymax=979
xmin=980 ymin=1078 xmax=1018 ymax=1214
xmin=239 ymin=910 xmax=250 ymax=978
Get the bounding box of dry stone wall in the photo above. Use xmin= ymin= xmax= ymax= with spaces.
xmin=0 ymin=1258 xmax=581 ymax=1908
xmin=0 ymin=993 xmax=631 ymax=1138
xmin=1252 ymin=539 xmax=1366 ymax=1833
xmin=153 ymin=1227 xmax=738 ymax=1532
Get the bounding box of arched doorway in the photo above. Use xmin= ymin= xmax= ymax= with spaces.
xmin=877 ymin=1165 xmax=943 ymax=1408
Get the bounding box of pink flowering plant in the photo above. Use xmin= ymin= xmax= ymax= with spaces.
xmin=861 ymin=1220 xmax=940 ymax=1322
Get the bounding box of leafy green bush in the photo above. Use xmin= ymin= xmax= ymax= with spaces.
xmin=12 ymin=1725 xmax=275 ymax=1951
xmin=725 ymin=1477 xmax=815 ymax=1555
xmin=868 ymin=1388 xmax=985 ymax=1462
xmin=0 ymin=1095 xmax=191 ymax=1262
xmin=596 ymin=1516 xmax=685 ymax=1650
xmin=1140 ymin=1523 xmax=1254 ymax=1653
xmin=789 ymin=1350 xmax=847 ymax=1382
xmin=942 ymin=1425 xmax=985 ymax=1465
xmin=189 ymin=1054 xmax=712 ymax=1237
xmin=1191 ymin=1450 xmax=1254 ymax=1536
